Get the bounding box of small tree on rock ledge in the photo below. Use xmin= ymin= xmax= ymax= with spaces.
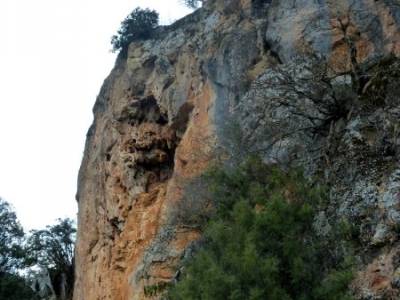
xmin=111 ymin=8 xmax=159 ymax=53
xmin=182 ymin=0 xmax=204 ymax=9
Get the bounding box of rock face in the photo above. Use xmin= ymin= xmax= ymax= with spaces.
xmin=74 ymin=0 xmax=400 ymax=299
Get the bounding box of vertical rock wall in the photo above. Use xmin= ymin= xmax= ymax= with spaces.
xmin=74 ymin=0 xmax=400 ymax=299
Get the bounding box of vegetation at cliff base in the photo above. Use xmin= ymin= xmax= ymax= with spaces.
xmin=0 ymin=198 xmax=76 ymax=300
xmin=0 ymin=272 xmax=40 ymax=300
xmin=0 ymin=198 xmax=25 ymax=273
xmin=168 ymin=157 xmax=354 ymax=300
xmin=111 ymin=7 xmax=159 ymax=53
xmin=0 ymin=198 xmax=39 ymax=300
xmin=25 ymin=218 xmax=76 ymax=300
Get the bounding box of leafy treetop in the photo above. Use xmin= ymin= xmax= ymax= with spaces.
xmin=0 ymin=198 xmax=24 ymax=273
xmin=111 ymin=7 xmax=159 ymax=53
xmin=25 ymin=218 xmax=76 ymax=300
xmin=0 ymin=198 xmax=39 ymax=300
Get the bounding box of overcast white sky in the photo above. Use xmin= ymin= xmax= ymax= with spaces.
xmin=0 ymin=1 xmax=192 ymax=230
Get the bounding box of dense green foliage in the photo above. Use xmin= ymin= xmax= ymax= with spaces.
xmin=0 ymin=198 xmax=25 ymax=273
xmin=0 ymin=198 xmax=39 ymax=299
xmin=26 ymin=218 xmax=76 ymax=300
xmin=168 ymin=157 xmax=354 ymax=300
xmin=0 ymin=273 xmax=40 ymax=300
xmin=111 ymin=7 xmax=159 ymax=53
xmin=0 ymin=198 xmax=76 ymax=299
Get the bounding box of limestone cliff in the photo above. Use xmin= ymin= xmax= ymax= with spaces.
xmin=74 ymin=0 xmax=400 ymax=299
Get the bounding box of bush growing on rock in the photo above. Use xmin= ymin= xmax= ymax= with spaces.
xmin=111 ymin=8 xmax=159 ymax=53
xmin=182 ymin=0 xmax=204 ymax=9
xmin=234 ymin=55 xmax=400 ymax=173
xmin=168 ymin=157 xmax=355 ymax=300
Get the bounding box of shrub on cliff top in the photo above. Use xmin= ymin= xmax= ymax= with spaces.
xmin=111 ymin=7 xmax=159 ymax=53
xmin=168 ymin=157 xmax=354 ymax=300
xmin=182 ymin=0 xmax=203 ymax=9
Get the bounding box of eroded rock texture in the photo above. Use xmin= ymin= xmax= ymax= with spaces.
xmin=74 ymin=0 xmax=400 ymax=299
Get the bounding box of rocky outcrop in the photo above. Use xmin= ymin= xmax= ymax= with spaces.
xmin=238 ymin=56 xmax=400 ymax=299
xmin=74 ymin=0 xmax=400 ymax=299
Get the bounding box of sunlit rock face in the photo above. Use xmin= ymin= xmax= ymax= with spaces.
xmin=74 ymin=0 xmax=400 ymax=299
